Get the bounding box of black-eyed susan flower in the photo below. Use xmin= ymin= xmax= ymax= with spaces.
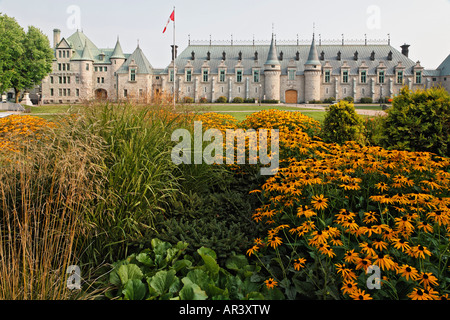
xmin=375 ymin=182 xmax=389 ymax=192
xmin=372 ymin=239 xmax=388 ymax=251
xmin=350 ymin=288 xmax=373 ymax=300
xmin=411 ymin=245 xmax=432 ymax=259
xmin=341 ymin=280 xmax=358 ymax=295
xmin=268 ymin=236 xmax=283 ymax=249
xmin=392 ymin=238 xmax=411 ymax=252
xmin=397 ymin=264 xmax=419 ymax=281
xmin=408 ymin=288 xmax=428 ymax=300
xmin=293 ymin=258 xmax=306 ymax=271
xmin=373 ymin=253 xmax=395 ymax=271
xmin=335 ymin=263 xmax=357 ymax=281
xmin=265 ymin=278 xmax=278 ymax=289
xmin=417 ymin=221 xmax=434 ymax=233
xmin=418 ymin=272 xmax=438 ymax=287
xmin=344 ymin=250 xmax=359 ymax=264
xmin=355 ymin=256 xmax=372 ymax=272
xmin=311 ymin=194 xmax=328 ymax=211
xmin=246 ymin=245 xmax=259 ymax=256
xmin=359 ymin=242 xmax=376 ymax=257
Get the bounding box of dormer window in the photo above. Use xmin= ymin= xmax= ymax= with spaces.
xmin=415 ymin=71 xmax=422 ymax=84
xmin=130 ymin=68 xmax=136 ymax=82
xmin=397 ymin=71 xmax=404 ymax=84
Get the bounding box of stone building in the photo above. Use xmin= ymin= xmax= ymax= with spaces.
xmin=40 ymin=29 xmax=449 ymax=105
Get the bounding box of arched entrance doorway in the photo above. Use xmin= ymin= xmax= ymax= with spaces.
xmin=95 ymin=89 xmax=108 ymax=101
xmin=285 ymin=90 xmax=298 ymax=104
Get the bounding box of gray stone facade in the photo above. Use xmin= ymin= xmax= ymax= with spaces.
xmin=41 ymin=29 xmax=449 ymax=105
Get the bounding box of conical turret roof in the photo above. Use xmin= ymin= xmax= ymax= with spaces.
xmin=305 ymin=34 xmax=320 ymax=65
xmin=111 ymin=37 xmax=126 ymax=59
xmin=265 ymin=34 xmax=280 ymax=66
xmin=80 ymin=41 xmax=94 ymax=61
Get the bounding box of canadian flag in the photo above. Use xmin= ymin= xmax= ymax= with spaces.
xmin=162 ymin=10 xmax=175 ymax=34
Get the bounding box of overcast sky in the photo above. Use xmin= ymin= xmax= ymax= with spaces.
xmin=1 ymin=0 xmax=449 ymax=69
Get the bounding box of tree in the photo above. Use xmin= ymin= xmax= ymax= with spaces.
xmin=0 ymin=14 xmax=53 ymax=103
xmin=321 ymin=100 xmax=365 ymax=145
xmin=380 ymin=86 xmax=450 ymax=157
xmin=0 ymin=14 xmax=25 ymax=96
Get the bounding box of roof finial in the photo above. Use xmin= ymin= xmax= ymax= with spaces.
xmin=137 ymin=39 xmax=140 ymax=48
xmin=313 ymin=22 xmax=315 ymax=37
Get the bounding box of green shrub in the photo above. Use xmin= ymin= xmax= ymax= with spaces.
xmin=359 ymin=97 xmax=373 ymax=104
xmin=343 ymin=96 xmax=354 ymax=103
xmin=308 ymin=99 xmax=322 ymax=104
xmin=232 ymin=97 xmax=244 ymax=104
xmin=199 ymin=97 xmax=208 ymax=103
xmin=105 ymin=239 xmax=281 ymax=300
xmin=321 ymin=100 xmax=365 ymax=144
xmin=323 ymin=97 xmax=336 ymax=104
xmin=363 ymin=115 xmax=384 ymax=146
xmin=183 ymin=96 xmax=194 ymax=104
xmin=216 ymin=96 xmax=228 ymax=103
xmin=380 ymin=86 xmax=450 ymax=156
xmin=244 ymin=98 xmax=256 ymax=103
xmin=261 ymin=99 xmax=279 ymax=104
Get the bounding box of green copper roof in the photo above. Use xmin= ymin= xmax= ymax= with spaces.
xmin=111 ymin=38 xmax=126 ymax=59
xmin=438 ymin=54 xmax=450 ymax=76
xmin=117 ymin=46 xmax=153 ymax=74
xmin=305 ymin=35 xmax=320 ymax=65
xmin=79 ymin=41 xmax=95 ymax=61
xmin=265 ymin=34 xmax=280 ymax=66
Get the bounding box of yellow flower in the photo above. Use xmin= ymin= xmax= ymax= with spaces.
xmin=293 ymin=258 xmax=306 ymax=271
xmin=246 ymin=245 xmax=259 ymax=257
xmin=311 ymin=194 xmax=328 ymax=211
xmin=265 ymin=278 xmax=278 ymax=289
xmin=350 ymin=288 xmax=373 ymax=300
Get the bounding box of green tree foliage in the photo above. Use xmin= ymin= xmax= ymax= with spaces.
xmin=0 ymin=14 xmax=25 ymax=95
xmin=380 ymin=86 xmax=450 ymax=156
xmin=0 ymin=14 xmax=53 ymax=102
xmin=321 ymin=100 xmax=365 ymax=144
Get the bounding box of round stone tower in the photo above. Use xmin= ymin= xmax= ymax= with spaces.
xmin=79 ymin=41 xmax=94 ymax=100
xmin=264 ymin=34 xmax=281 ymax=101
xmin=304 ymin=35 xmax=322 ymax=103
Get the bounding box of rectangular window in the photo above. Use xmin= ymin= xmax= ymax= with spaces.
xmin=76 ymin=76 xmax=80 ymax=84
xmin=63 ymin=51 xmax=66 ymax=58
xmin=325 ymin=70 xmax=331 ymax=83
xmin=63 ymin=89 xmax=67 ymax=96
xmin=97 ymin=77 xmax=100 ymax=84
xmin=99 ymin=67 xmax=103 ymax=72
xmin=219 ymin=69 xmax=226 ymax=82
xmin=342 ymin=70 xmax=349 ymax=83
xmin=397 ymin=71 xmax=403 ymax=84
xmin=360 ymin=70 xmax=367 ymax=83
xmin=415 ymin=71 xmax=422 ymax=84
xmin=50 ymin=76 xmax=54 ymax=84
xmin=67 ymin=89 xmax=70 ymax=96
xmin=101 ymin=77 xmax=105 ymax=83
xmin=130 ymin=69 xmax=136 ymax=82
xmin=67 ymin=64 xmax=70 ymax=71
xmin=253 ymin=69 xmax=260 ymax=83
xmin=58 ymin=63 xmax=62 ymax=71
xmin=169 ymin=69 xmax=174 ymax=82
xmin=236 ymin=69 xmax=243 ymax=83
xmin=59 ymin=51 xmax=62 ymax=58
xmin=186 ymin=69 xmax=192 ymax=82
xmin=67 ymin=76 xmax=70 ymax=84
xmin=202 ymin=69 xmax=209 ymax=82
xmin=62 ymin=64 xmax=66 ymax=71
xmin=86 ymin=63 xmax=89 ymax=71
xmin=95 ymin=67 xmax=98 ymax=72
xmin=59 ymin=76 xmax=62 ymax=84
xmin=288 ymin=70 xmax=295 ymax=81
xmin=76 ymin=89 xmax=79 ymax=97
xmin=139 ymin=89 xmax=143 ymax=96
xmin=379 ymin=70 xmax=385 ymax=84
xmin=124 ymin=89 xmax=128 ymax=97
xmin=63 ymin=76 xmax=66 ymax=84
xmin=50 ymin=88 xmax=54 ymax=96
xmin=59 ymin=88 xmax=62 ymax=96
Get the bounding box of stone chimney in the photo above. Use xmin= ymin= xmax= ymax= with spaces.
xmin=53 ymin=29 xmax=61 ymax=49
xmin=401 ymin=44 xmax=410 ymax=58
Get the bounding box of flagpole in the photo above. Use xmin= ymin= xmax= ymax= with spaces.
xmin=173 ymin=5 xmax=176 ymax=109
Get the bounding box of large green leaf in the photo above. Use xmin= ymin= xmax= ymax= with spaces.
xmin=179 ymin=278 xmax=208 ymax=300
xmin=197 ymin=247 xmax=219 ymax=279
xmin=148 ymin=269 xmax=180 ymax=296
xmin=122 ymin=279 xmax=147 ymax=300
xmin=116 ymin=264 xmax=144 ymax=286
